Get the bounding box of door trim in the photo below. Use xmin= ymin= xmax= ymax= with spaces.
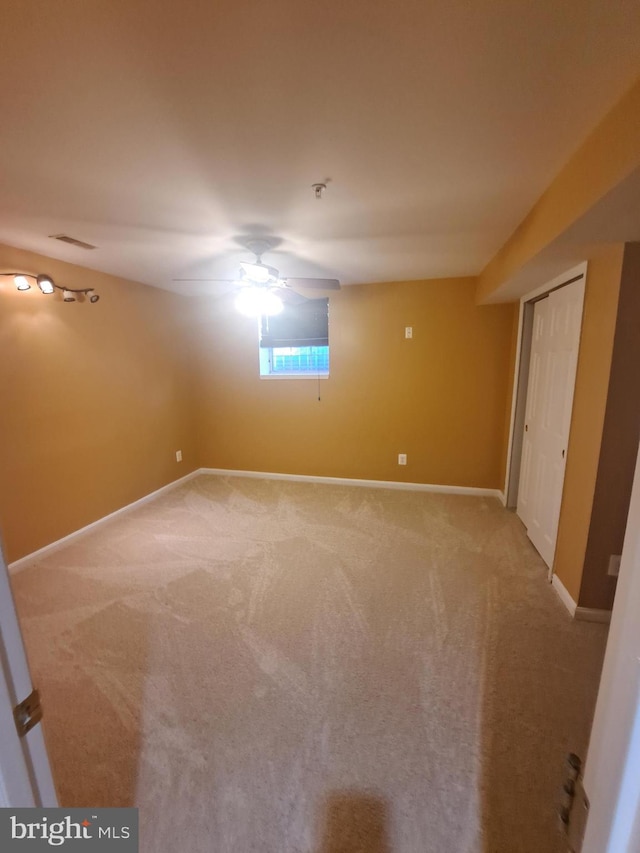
xmin=504 ymin=262 xmax=587 ymax=505
xmin=503 ymin=263 xmax=588 ymax=571
xmin=0 ymin=544 xmax=58 ymax=806
xmin=582 ymin=437 xmax=640 ymax=851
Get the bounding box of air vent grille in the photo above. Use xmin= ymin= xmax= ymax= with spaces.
xmin=49 ymin=234 xmax=97 ymax=250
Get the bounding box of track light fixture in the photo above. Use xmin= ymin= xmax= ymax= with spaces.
xmin=14 ymin=275 xmax=31 ymax=291
xmin=36 ymin=274 xmax=55 ymax=294
xmin=1 ymin=273 xmax=100 ymax=303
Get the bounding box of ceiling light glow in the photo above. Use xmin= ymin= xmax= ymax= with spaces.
xmin=235 ymin=287 xmax=283 ymax=317
xmin=240 ymin=262 xmax=273 ymax=284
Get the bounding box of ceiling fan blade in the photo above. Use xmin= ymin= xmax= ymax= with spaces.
xmin=276 ymin=287 xmax=309 ymax=305
xmin=285 ymin=277 xmax=341 ymax=291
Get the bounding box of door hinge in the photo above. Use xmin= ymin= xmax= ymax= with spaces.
xmin=567 ymin=776 xmax=589 ymax=852
xmin=13 ymin=687 xmax=43 ymax=738
xmin=559 ymin=753 xmax=589 ymax=853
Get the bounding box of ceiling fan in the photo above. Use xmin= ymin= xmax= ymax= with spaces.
xmin=172 ymin=239 xmax=340 ymax=315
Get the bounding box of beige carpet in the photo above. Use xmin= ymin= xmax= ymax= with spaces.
xmin=10 ymin=475 xmax=607 ymax=853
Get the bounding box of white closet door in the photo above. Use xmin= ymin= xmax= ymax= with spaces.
xmin=517 ymin=278 xmax=585 ymax=569
xmin=517 ymin=296 xmax=549 ymax=531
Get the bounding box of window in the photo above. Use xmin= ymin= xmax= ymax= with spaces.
xmin=260 ymin=345 xmax=329 ymax=376
xmin=259 ymin=298 xmax=330 ymax=378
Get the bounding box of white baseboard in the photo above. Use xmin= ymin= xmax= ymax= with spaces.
xmin=551 ymin=574 xmax=612 ymax=622
xmin=8 ymin=469 xmax=201 ymax=574
xmin=8 ymin=467 xmax=502 ymax=574
xmin=552 ymin=573 xmax=578 ymax=617
xmin=574 ymin=607 xmax=612 ymax=624
xmin=198 ymin=468 xmax=503 ymax=498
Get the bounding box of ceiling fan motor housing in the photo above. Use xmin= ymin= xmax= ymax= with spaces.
xmin=239 ymin=261 xmax=281 ymax=285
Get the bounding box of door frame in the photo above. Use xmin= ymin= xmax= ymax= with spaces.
xmin=0 ymin=543 xmax=58 ymax=807
xmin=582 ymin=436 xmax=640 ymax=851
xmin=503 ymin=261 xmax=588 ymax=575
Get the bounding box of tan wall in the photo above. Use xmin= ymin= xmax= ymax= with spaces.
xmin=473 ymin=77 xmax=640 ymax=612
xmin=193 ymin=278 xmax=516 ymax=489
xmin=477 ymin=76 xmax=640 ymax=303
xmin=552 ymin=245 xmax=625 ymax=603
xmin=0 ymin=244 xmax=197 ymax=562
xmin=578 ymin=243 xmax=640 ymax=609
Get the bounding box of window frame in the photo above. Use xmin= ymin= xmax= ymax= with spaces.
xmin=257 ymin=298 xmax=331 ymax=380
xmin=258 ymin=343 xmax=330 ymax=380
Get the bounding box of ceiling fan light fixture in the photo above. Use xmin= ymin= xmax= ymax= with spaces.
xmin=235 ymin=287 xmax=283 ymax=318
xmin=239 ymin=261 xmax=275 ymax=284
xmin=262 ymin=290 xmax=284 ymax=316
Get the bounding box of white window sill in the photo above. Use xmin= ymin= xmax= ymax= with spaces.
xmin=259 ymin=373 xmax=330 ymax=381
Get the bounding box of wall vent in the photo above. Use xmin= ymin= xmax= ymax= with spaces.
xmin=49 ymin=234 xmax=97 ymax=250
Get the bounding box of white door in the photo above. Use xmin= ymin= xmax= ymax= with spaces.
xmin=517 ymin=278 xmax=585 ymax=569
xmin=0 ymin=543 xmax=58 ymax=806
xmin=517 ymin=296 xmax=548 ymax=531
xmin=582 ymin=439 xmax=640 ymax=852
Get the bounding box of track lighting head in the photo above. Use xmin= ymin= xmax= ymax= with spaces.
xmin=62 ymin=289 xmax=76 ymax=303
xmin=89 ymin=292 xmax=100 ymax=303
xmin=36 ymin=274 xmax=55 ymax=294
xmin=14 ymin=275 xmax=31 ymax=291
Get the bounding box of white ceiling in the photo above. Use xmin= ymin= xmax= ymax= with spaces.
xmin=1 ymin=0 xmax=639 ymax=294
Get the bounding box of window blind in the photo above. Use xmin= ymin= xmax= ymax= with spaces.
xmin=260 ymin=298 xmax=329 ymax=348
